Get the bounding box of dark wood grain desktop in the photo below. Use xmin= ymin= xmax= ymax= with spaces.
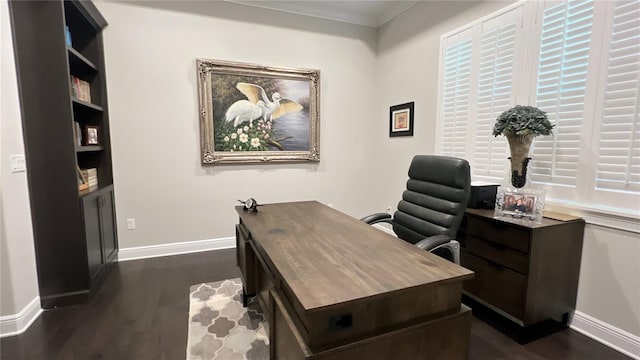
xmin=236 ymin=201 xmax=474 ymax=359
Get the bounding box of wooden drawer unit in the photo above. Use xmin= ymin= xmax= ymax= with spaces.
xmin=466 ymin=216 xmax=530 ymax=253
xmin=291 ymin=280 xmax=464 ymax=352
xmin=236 ymin=223 xmax=256 ymax=297
xmin=464 ymin=235 xmax=528 ymax=274
xmin=460 ymin=209 xmax=585 ymax=328
xmin=461 ymin=252 xmax=526 ymax=319
xmin=271 ymin=289 xmax=472 ymax=360
xmin=253 ymin=240 xmax=276 ymax=317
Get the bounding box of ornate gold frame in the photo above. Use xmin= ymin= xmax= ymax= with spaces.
xmin=197 ymin=58 xmax=320 ymax=165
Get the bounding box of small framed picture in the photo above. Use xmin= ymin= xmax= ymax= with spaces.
xmin=389 ymin=102 xmax=414 ymax=137
xmin=494 ymin=186 xmax=545 ymax=223
xmin=84 ymin=126 xmax=99 ymax=145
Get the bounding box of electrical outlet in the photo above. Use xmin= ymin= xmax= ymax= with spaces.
xmin=126 ymin=218 xmax=136 ymax=230
xmin=386 ymin=206 xmax=392 ymax=214
xmin=10 ymin=154 xmax=26 ymax=173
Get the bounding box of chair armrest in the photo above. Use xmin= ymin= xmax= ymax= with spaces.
xmin=360 ymin=213 xmax=393 ymax=225
xmin=415 ymin=234 xmax=452 ymax=251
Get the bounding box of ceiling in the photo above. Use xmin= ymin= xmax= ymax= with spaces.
xmin=223 ymin=1 xmax=421 ymax=27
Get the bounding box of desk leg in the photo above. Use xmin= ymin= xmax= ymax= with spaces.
xmin=242 ymin=286 xmax=249 ymax=307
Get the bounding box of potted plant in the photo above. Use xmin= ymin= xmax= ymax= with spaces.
xmin=493 ymin=105 xmax=554 ymax=188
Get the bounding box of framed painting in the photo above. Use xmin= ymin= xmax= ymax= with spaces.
xmin=494 ymin=186 xmax=545 ymax=223
xmin=389 ymin=102 xmax=414 ymax=137
xmin=197 ymin=58 xmax=320 ymax=165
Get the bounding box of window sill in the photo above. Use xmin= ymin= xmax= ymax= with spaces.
xmin=544 ymin=200 xmax=640 ymax=234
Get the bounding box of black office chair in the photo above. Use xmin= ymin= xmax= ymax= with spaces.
xmin=361 ymin=155 xmax=471 ymax=264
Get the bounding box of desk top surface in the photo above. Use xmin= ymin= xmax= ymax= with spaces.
xmin=236 ymin=201 xmax=473 ymax=311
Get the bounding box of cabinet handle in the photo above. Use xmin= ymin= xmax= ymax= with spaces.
xmin=487 ymin=260 xmax=504 ymax=271
xmin=98 ymin=194 xmax=104 ymax=208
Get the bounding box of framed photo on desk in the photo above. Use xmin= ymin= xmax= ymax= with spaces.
xmin=494 ymin=186 xmax=545 ymax=223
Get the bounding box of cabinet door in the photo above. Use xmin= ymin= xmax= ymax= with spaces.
xmin=82 ymin=194 xmax=103 ymax=278
xmin=100 ymin=189 xmax=117 ymax=263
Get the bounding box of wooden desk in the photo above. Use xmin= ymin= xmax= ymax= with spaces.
xmin=236 ymin=201 xmax=474 ymax=359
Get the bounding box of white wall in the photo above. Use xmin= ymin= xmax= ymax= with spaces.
xmin=0 ymin=0 xmax=40 ymax=318
xmin=374 ymin=0 xmax=640 ymax=341
xmin=577 ymin=225 xmax=640 ymax=334
xmin=95 ymin=1 xmax=380 ymax=249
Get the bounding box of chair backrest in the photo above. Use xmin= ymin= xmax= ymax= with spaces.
xmin=392 ymin=155 xmax=471 ymax=244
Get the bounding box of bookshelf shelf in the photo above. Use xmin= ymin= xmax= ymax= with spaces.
xmin=79 ymin=183 xmax=110 ymax=198
xmin=68 ymin=46 xmax=97 ymax=74
xmin=76 ymin=145 xmax=104 ymax=152
xmin=10 ymin=0 xmax=117 ymax=309
xmin=79 ymin=186 xmax=100 ymax=197
xmin=72 ymin=98 xmax=103 ymax=112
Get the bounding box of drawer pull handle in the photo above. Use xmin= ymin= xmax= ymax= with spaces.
xmin=488 ymin=242 xmax=506 ymax=251
xmin=487 ymin=261 xmax=503 ymax=270
xmin=329 ymin=314 xmax=353 ymax=331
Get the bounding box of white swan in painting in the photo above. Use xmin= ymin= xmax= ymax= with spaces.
xmin=225 ymin=100 xmax=267 ymax=127
xmin=235 ymin=82 xmax=303 ymax=122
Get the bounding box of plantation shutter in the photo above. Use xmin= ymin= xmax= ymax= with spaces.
xmin=472 ymin=7 xmax=524 ymax=180
xmin=439 ymin=30 xmax=473 ymax=159
xmin=594 ymin=0 xmax=640 ymax=194
xmin=531 ymin=0 xmax=595 ymax=187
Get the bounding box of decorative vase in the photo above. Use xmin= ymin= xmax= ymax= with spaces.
xmin=506 ymin=134 xmax=534 ymax=188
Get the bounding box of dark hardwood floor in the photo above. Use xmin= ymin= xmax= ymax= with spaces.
xmin=0 ymin=249 xmax=631 ymax=359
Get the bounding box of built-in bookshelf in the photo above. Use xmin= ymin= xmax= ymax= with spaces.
xmin=9 ymin=0 xmax=117 ymax=308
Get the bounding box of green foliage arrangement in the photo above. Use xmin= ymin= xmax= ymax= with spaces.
xmin=214 ymin=118 xmax=274 ymax=152
xmin=493 ymin=105 xmax=554 ymax=137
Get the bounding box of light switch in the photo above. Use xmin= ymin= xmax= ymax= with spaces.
xmin=10 ymin=154 xmax=26 ymax=173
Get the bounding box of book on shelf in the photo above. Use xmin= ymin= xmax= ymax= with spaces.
xmin=70 ymin=75 xmax=78 ymax=98
xmin=65 ymin=25 xmax=72 ymax=47
xmin=70 ymin=76 xmax=91 ymax=103
xmin=80 ymin=168 xmax=97 ymax=177
xmin=77 ymin=165 xmax=89 ymax=191
xmin=80 ymin=168 xmax=98 ymax=187
xmin=73 ymin=121 xmax=82 ymax=146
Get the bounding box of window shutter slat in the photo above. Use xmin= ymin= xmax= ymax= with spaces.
xmin=595 ymin=0 xmax=640 ymax=194
xmin=532 ymin=1 xmax=595 ymax=187
xmin=472 ymin=13 xmax=520 ymax=180
xmin=439 ymin=35 xmax=473 ymax=159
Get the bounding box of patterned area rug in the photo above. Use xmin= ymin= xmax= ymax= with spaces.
xmin=187 ymin=278 xmax=269 ymax=360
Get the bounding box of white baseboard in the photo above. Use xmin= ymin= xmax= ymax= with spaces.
xmin=570 ymin=311 xmax=640 ymax=359
xmin=117 ymin=237 xmax=235 ymax=261
xmin=0 ymin=297 xmax=42 ymax=338
xmin=373 ymin=223 xmax=397 ymax=236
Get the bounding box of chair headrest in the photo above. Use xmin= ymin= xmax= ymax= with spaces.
xmin=408 ymin=155 xmax=470 ymax=189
